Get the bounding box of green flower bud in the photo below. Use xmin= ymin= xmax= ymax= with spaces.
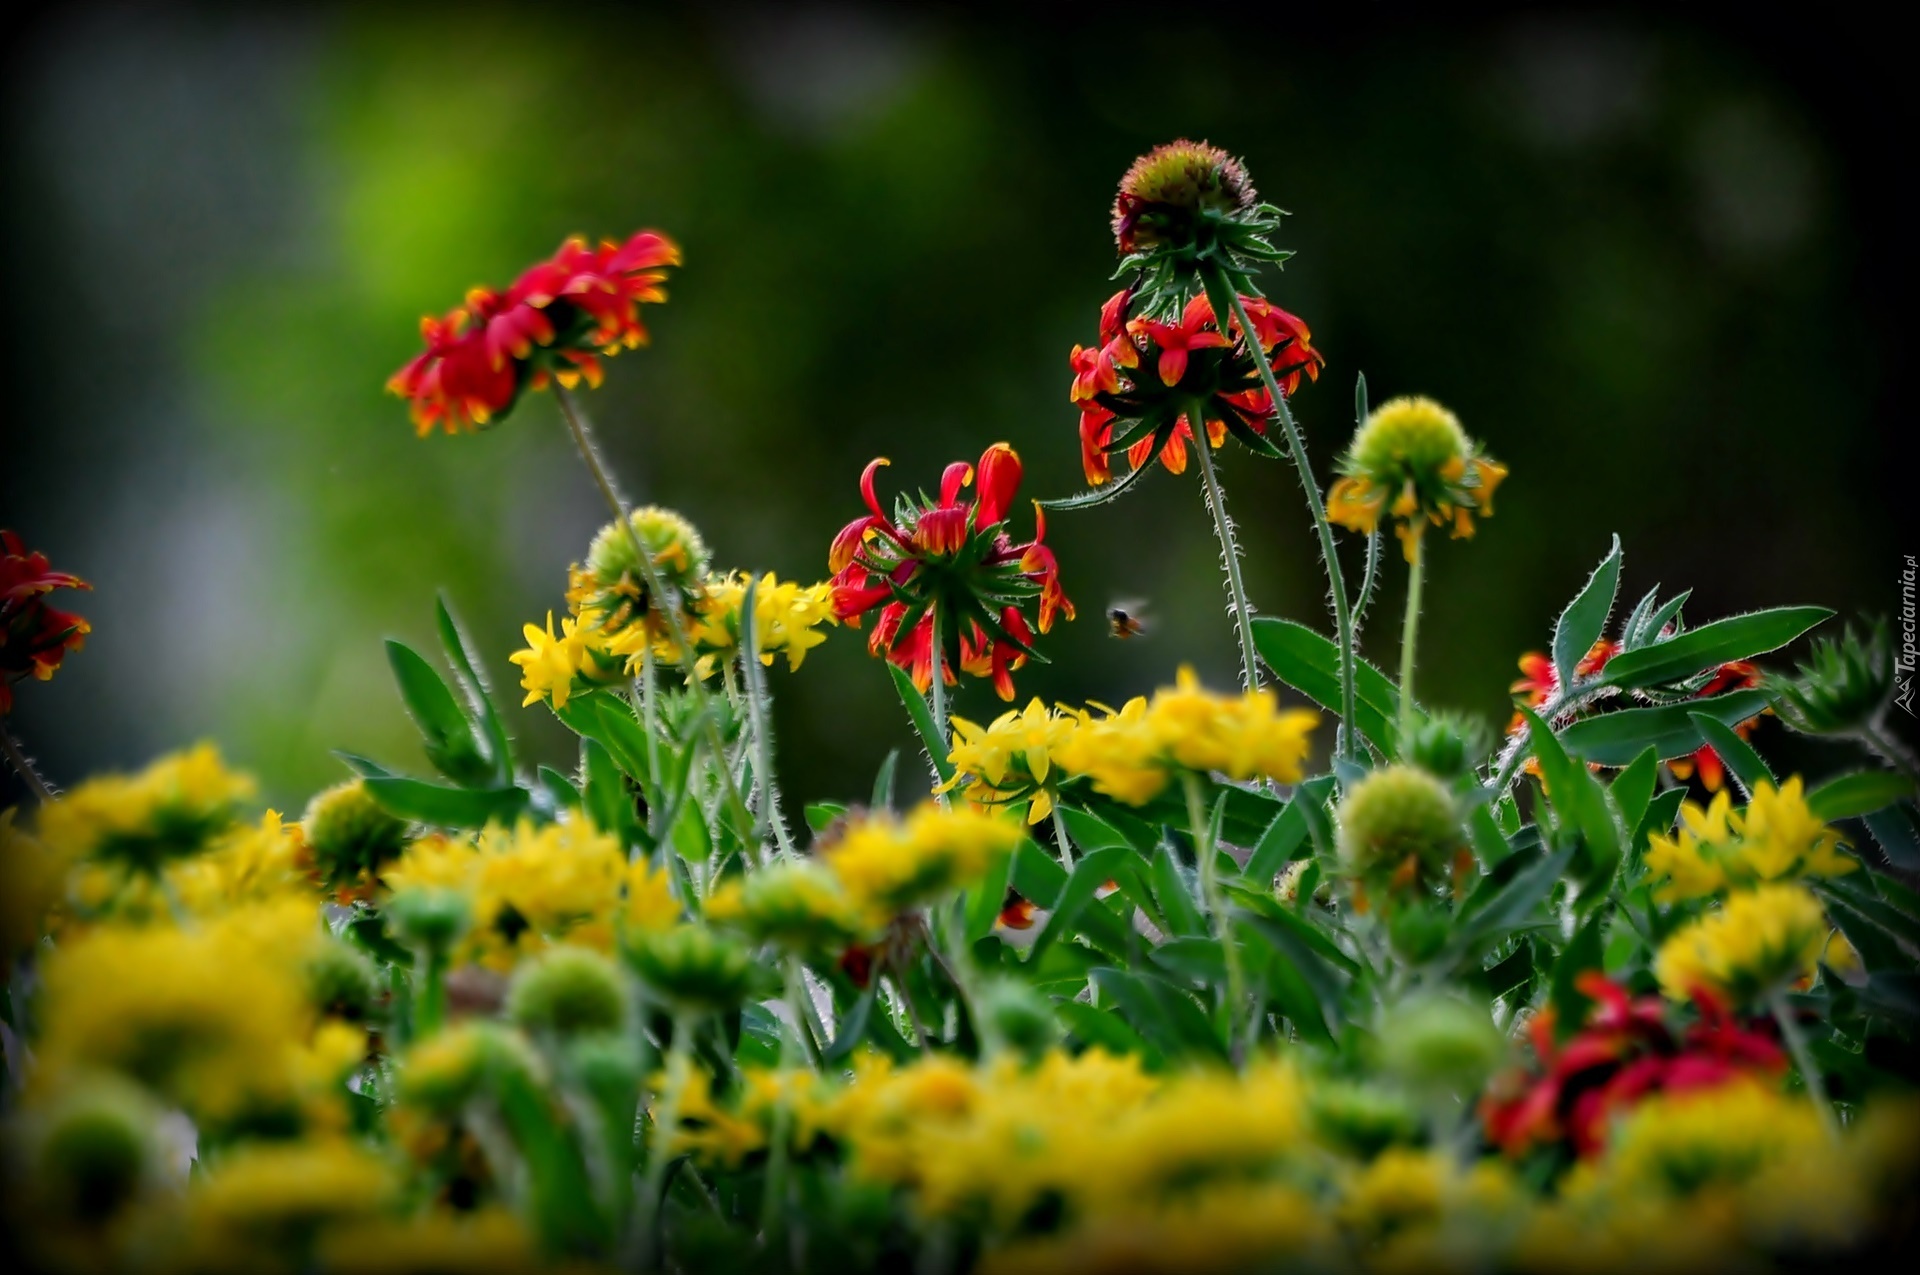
xmin=1308 ymin=1080 xmax=1424 ymax=1159
xmin=574 ymin=506 xmax=710 ymax=632
xmin=507 ymin=946 xmax=630 ymax=1038
xmin=975 ymin=978 xmax=1058 ymax=1058
xmin=705 ymin=860 xmax=869 ymax=953
xmin=1771 ymin=622 xmax=1895 ymax=736
xmin=1337 ymin=765 xmax=1465 ymax=882
xmin=1377 ymin=995 xmax=1505 ymax=1098
xmin=387 ymin=886 xmax=472 ymax=955
xmin=1401 ymin=712 xmax=1489 ymax=781
xmin=398 ymin=1022 xmax=541 ymax=1116
xmin=623 ymin=924 xmax=758 ymax=1014
xmin=564 ymin=1033 xmax=645 ymax=1098
xmin=32 ymin=1078 xmax=161 ymax=1224
xmin=305 ymin=938 xmax=379 ymax=1021
xmin=301 ymin=780 xmax=409 ymax=889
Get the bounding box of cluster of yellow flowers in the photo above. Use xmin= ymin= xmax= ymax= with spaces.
xmin=509 ymin=507 xmax=837 ymax=709
xmin=646 ymin=1047 xmax=1914 ymax=1274
xmin=943 ymin=669 xmax=1319 ymax=818
xmin=1644 ymin=777 xmax=1856 ymax=901
xmin=1644 ymin=779 xmax=1859 ymax=1005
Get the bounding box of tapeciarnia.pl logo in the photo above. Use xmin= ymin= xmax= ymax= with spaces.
xmin=1899 ymin=555 xmax=1917 ymax=716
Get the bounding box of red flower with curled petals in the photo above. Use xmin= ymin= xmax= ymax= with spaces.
xmin=388 ymin=229 xmax=680 ymax=436
xmin=2 ymin=530 xmax=92 ymax=715
xmin=1127 ymin=294 xmax=1230 ymax=386
xmin=828 ymin=444 xmax=1070 ymax=702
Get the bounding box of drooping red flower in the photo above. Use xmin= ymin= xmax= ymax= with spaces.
xmin=1479 ymin=972 xmax=1784 ymax=1160
xmin=2 ymin=530 xmax=92 ymax=714
xmin=388 ymin=230 xmax=680 ymax=436
xmin=1065 ymin=289 xmax=1322 ymax=495
xmin=828 ymin=444 xmax=1070 ymax=701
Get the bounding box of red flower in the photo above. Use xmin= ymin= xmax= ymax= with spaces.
xmin=1065 ymin=290 xmax=1317 ymax=491
xmin=388 ymin=230 xmax=680 ymax=436
xmin=828 ymin=444 xmax=1069 ymax=701
xmin=1666 ymin=661 xmax=1764 ymax=792
xmin=2 ymin=530 xmax=92 ymax=714
xmin=1480 ymin=973 xmax=1783 ymax=1159
xmin=1505 ymin=640 xmax=1618 ymax=734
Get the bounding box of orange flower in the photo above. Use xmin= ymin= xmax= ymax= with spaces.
xmin=1127 ymin=294 xmax=1230 ymax=386
xmin=388 ymin=230 xmax=680 ymax=435
xmin=1505 ymin=640 xmax=1617 ymax=734
xmin=1 ymin=530 xmax=91 ymax=714
xmin=1666 ymin=662 xmax=1765 ymax=792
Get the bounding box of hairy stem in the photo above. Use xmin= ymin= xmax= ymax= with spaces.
xmin=738 ymin=581 xmax=797 ymax=857
xmin=637 ymin=1011 xmax=697 ymax=1270
xmin=551 ymin=386 xmax=759 ymax=860
xmin=1397 ymin=534 xmax=1426 ymax=750
xmin=1 ymin=728 xmax=54 ymax=804
xmin=1771 ymin=991 xmax=1839 ymax=1139
xmin=928 ymin=600 xmax=951 ymax=808
xmin=1193 ymin=432 xmax=1261 ymax=693
xmin=1215 ymin=277 xmax=1359 ymax=758
xmin=1184 ymin=772 xmax=1247 ymax=1068
xmin=758 ymin=958 xmax=812 ymax=1257
xmin=1049 ymin=803 xmax=1077 ymax=871
xmin=1859 ymin=719 xmax=1920 ymax=786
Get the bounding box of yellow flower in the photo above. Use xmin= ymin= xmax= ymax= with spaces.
xmin=980 ymin=1181 xmax=1328 ymax=1275
xmin=1654 ymin=883 xmax=1830 ymax=1003
xmin=1049 ymin=667 xmax=1319 ymax=806
xmin=941 ymin=698 xmax=1079 ymax=824
xmin=507 ymin=611 xmax=594 ymax=710
xmin=1644 ymin=777 xmax=1855 ymax=902
xmin=32 ymin=899 xmax=326 ymax=1122
xmin=466 ymin=818 xmax=627 ymax=970
xmin=622 ymin=855 xmax=684 ymax=934
xmin=167 ymin=810 xmax=314 ymax=916
xmin=34 ymin=743 xmax=255 ymax=873
xmin=705 ymin=858 xmax=870 ymax=950
xmin=1 ymin=807 xmax=67 ymax=963
xmin=659 ymin=571 xmax=839 ymax=678
xmin=567 ymin=505 xmax=711 ymax=635
xmin=652 ymin=1063 xmax=767 ymax=1168
xmin=824 ymin=803 xmax=1023 ymax=921
xmin=1327 ymin=396 xmax=1505 ymax=561
xmin=189 ymin=1136 xmax=395 ymax=1238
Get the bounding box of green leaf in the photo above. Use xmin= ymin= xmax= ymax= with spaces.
xmin=1010 ymin=838 xmax=1069 ymax=909
xmin=538 ymin=765 xmax=582 ymax=811
xmin=1469 ymin=803 xmax=1513 ymax=869
xmin=1807 ymin=773 xmax=1915 ymax=822
xmin=887 ymin=664 xmax=955 ymax=785
xmin=1029 ymin=845 xmax=1134 ymax=964
xmin=1055 ymin=1000 xmax=1163 ymax=1067
xmin=804 ymin=802 xmax=846 ymax=835
xmin=1522 ymin=708 xmax=1621 ymax=896
xmin=1058 ymin=806 xmax=1136 ymax=854
xmin=436 ymin=595 xmax=513 ymax=785
xmin=1037 ymin=450 xmax=1158 ymax=511
xmin=1235 ymin=910 xmax=1350 ymax=1039
xmin=1454 ymin=844 xmax=1575 ymax=948
xmin=386 ymin=639 xmax=491 ymax=787
xmin=1597 ymin=606 xmax=1832 ymax=691
xmin=1245 ymin=776 xmax=1336 ymax=882
xmin=1686 ymin=713 xmax=1774 ymax=797
xmin=1471 ymin=940 xmax=1535 ymax=1004
xmin=333 ymin=750 xmax=397 ymax=780
xmin=1250 ymin=618 xmax=1407 ymax=753
xmin=1089 ymin=967 xmax=1228 ymax=1063
xmin=1863 ymin=804 xmax=1920 ymax=872
xmin=1149 ymin=844 xmax=1207 ymax=938
xmin=1550 ymin=913 xmax=1607 ymax=1039
xmin=1150 ymin=936 xmax=1229 ymax=987
xmin=1557 ymin=689 xmax=1771 ymax=767
xmin=581 ymin=739 xmax=642 ymax=849
xmin=964 ymin=842 xmax=1014 ymax=944
xmin=362 ymin=776 xmax=527 ymax=828
xmin=1553 ymin=536 xmax=1622 ymax=692
xmin=1609 ymin=747 xmax=1660 ymax=836
xmin=551 ymin=694 xmax=654 ymax=792
xmin=1818 ymin=876 xmax=1920 ymax=952
xmin=871 ymin=749 xmax=899 ymax=811
xmin=1633 ymin=788 xmax=1687 ymax=852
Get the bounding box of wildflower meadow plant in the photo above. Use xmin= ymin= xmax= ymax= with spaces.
xmin=3 ymin=141 xmax=1919 ymax=1273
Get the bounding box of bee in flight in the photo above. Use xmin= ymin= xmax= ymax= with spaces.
xmin=1106 ymin=598 xmax=1149 ymax=640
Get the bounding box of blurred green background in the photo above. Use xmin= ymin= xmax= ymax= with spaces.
xmin=2 ymin=5 xmax=1905 ymax=811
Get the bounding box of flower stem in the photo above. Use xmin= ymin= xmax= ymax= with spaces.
xmin=1184 ymin=772 xmax=1246 ymax=1068
xmin=928 ymin=601 xmax=951 ymax=808
xmin=637 ymin=1010 xmax=697 ymax=1270
xmin=1214 ymin=277 xmax=1359 ymax=757
xmin=1049 ymin=803 xmax=1077 ymax=871
xmin=1771 ymin=990 xmax=1839 ymax=1139
xmin=551 ymin=386 xmax=760 ymax=860
xmin=737 ymin=582 xmax=797 ymax=857
xmin=0 ymin=727 xmax=54 ymax=804
xmin=1858 ymin=719 xmax=1920 ymax=786
xmin=413 ymin=948 xmax=448 ymax=1040
xmin=758 ymin=958 xmax=811 ymax=1259
xmin=1192 ymin=431 xmax=1261 ymax=693
xmin=1397 ymin=533 xmax=1426 ymax=751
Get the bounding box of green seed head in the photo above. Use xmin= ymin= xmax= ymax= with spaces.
xmin=623 ymin=924 xmax=759 ymax=1014
xmin=301 ymin=780 xmax=409 ymax=888
xmin=387 ymin=886 xmax=473 ymax=954
xmin=1771 ymin=621 xmax=1896 ymax=735
xmin=507 ymin=946 xmax=630 ymax=1038
xmin=305 ymin=938 xmax=379 ymax=1021
xmin=1377 ymin=995 xmax=1505 ymax=1097
xmin=1349 ymin=397 xmax=1469 ymax=485
xmin=1307 ymin=1080 xmax=1424 ymax=1159
xmin=1402 ymin=712 xmax=1489 ymax=781
xmin=1336 ymin=765 xmax=1465 ymax=878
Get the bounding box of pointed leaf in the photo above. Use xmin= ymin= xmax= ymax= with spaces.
xmin=1807 ymin=773 xmax=1914 ymax=822
xmin=871 ymin=749 xmax=900 ymax=811
xmin=1597 ymin=607 xmax=1832 ymax=691
xmin=1029 ymin=844 xmax=1135 ymax=964
xmin=386 ymin=639 xmax=491 ymax=786
xmin=1055 ymin=1000 xmax=1163 ymax=1067
xmin=1550 ymin=913 xmax=1607 ymax=1039
xmin=436 ymin=595 xmax=513 ymax=784
xmin=887 ymin=664 xmax=955 ymax=785
xmin=1557 ymin=689 xmax=1771 ymax=767
xmin=1609 ymin=746 xmax=1660 ymax=836
xmin=362 ymin=777 xmax=527 ymax=828
xmin=1245 ymin=776 xmax=1337 ymax=883
xmin=1250 ymin=618 xmax=1407 ymax=752
xmin=1686 ymin=713 xmax=1774 ymax=797
xmin=1554 ymin=536 xmax=1622 ymax=691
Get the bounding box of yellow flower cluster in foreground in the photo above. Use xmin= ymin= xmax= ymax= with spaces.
xmin=1644 ymin=777 xmax=1856 ymax=902
xmin=945 ymin=667 xmax=1319 ymax=819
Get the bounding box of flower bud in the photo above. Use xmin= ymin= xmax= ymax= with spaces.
xmin=1336 ymin=765 xmax=1465 ymax=885
xmin=1308 ymin=1080 xmax=1423 ymax=1159
xmin=506 ymin=946 xmax=630 ymax=1038
xmin=30 ymin=1078 xmax=161 ymax=1224
xmin=704 ymin=860 xmax=869 ymax=953
xmin=1771 ymin=622 xmax=1896 ymax=736
xmin=306 ymin=937 xmax=379 ymax=1021
xmin=1377 ymin=995 xmax=1505 ymax=1098
xmin=573 ymin=506 xmax=710 ymax=632
xmin=302 ymin=780 xmax=409 ymax=890
xmin=1112 ymin=139 xmax=1257 ymax=256
xmin=565 ymin=1033 xmax=645 ymax=1098
xmin=387 ymin=886 xmax=473 ymax=955
xmin=1401 ymin=712 xmax=1489 ymax=781
xmin=399 ymin=1022 xmax=541 ymax=1116
xmin=623 ymin=924 xmax=759 ymax=1013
